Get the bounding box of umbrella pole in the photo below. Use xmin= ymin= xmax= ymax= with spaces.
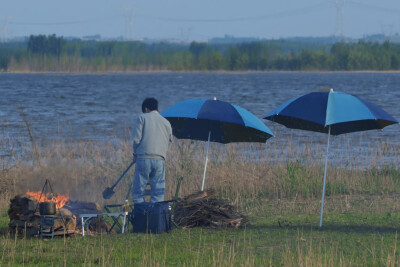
xmin=319 ymin=126 xmax=331 ymax=228
xmin=201 ymin=131 xmax=211 ymax=191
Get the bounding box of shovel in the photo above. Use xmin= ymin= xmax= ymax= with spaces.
xmin=102 ymin=161 xmax=135 ymax=199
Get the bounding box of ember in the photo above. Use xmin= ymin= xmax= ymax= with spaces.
xmin=26 ymin=191 xmax=69 ymax=209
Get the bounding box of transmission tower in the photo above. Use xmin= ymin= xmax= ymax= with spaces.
xmin=0 ymin=16 xmax=10 ymax=43
xmin=122 ymin=8 xmax=135 ymax=40
xmin=380 ymin=23 xmax=394 ymax=38
xmin=334 ymin=0 xmax=346 ymax=39
xmin=180 ymin=27 xmax=192 ymax=43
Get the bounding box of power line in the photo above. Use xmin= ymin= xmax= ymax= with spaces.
xmin=9 ymin=14 xmax=121 ymax=26
xmin=5 ymin=3 xmax=332 ymax=28
xmin=5 ymin=2 xmax=400 ymax=28
xmin=347 ymin=1 xmax=400 ymax=14
xmin=137 ymin=3 xmax=330 ymax=23
xmin=345 ymin=1 xmax=400 ymax=37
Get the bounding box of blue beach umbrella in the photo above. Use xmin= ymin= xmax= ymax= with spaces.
xmin=162 ymin=98 xmax=274 ymax=191
xmin=264 ymin=89 xmax=398 ymax=227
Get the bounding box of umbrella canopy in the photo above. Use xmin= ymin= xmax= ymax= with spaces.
xmin=265 ymin=90 xmax=397 ymax=134
xmin=163 ymin=98 xmax=274 ymax=143
xmin=162 ymin=98 xmax=274 ymax=190
xmin=264 ymin=89 xmax=398 ymax=227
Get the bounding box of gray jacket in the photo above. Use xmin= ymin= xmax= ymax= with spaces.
xmin=132 ymin=111 xmax=172 ymax=159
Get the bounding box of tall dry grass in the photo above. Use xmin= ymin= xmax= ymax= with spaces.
xmin=0 ymin=130 xmax=399 ymax=211
xmin=1 ymin=128 xmax=400 ymax=266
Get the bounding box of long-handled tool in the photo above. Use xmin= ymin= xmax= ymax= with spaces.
xmin=102 ymin=161 xmax=135 ymax=199
xmin=170 ymin=176 xmax=183 ymax=228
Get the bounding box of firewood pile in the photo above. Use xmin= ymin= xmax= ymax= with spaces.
xmin=4 ymin=194 xmax=106 ymax=237
xmin=173 ymin=189 xmax=248 ymax=229
xmin=7 ymin=195 xmax=41 ymax=237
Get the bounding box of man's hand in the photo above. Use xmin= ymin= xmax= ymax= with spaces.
xmin=132 ymin=154 xmax=136 ymax=163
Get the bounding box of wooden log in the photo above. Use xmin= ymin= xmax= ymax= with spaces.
xmin=9 ymin=220 xmax=40 ymax=228
xmin=6 ymin=195 xmax=109 ymax=237
xmin=9 ymin=195 xmax=38 ymax=214
xmin=56 ymin=208 xmax=73 ymax=217
xmin=53 ymin=229 xmax=77 ymax=237
xmin=54 ymin=216 xmax=76 ymax=231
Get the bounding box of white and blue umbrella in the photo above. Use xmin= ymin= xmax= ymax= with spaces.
xmin=163 ymin=98 xmax=274 ymax=191
xmin=264 ymin=89 xmax=398 ymax=227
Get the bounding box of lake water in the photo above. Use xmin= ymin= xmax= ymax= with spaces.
xmin=0 ymin=72 xmax=399 ymax=168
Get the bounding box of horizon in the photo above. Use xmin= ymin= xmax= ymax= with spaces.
xmin=4 ymin=33 xmax=399 ymax=44
xmin=1 ymin=0 xmax=400 ymax=42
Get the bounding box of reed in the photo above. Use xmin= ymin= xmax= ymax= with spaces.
xmin=0 ymin=121 xmax=399 ymax=265
xmin=0 ymin=134 xmax=399 ymax=210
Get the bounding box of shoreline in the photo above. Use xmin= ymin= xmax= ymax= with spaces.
xmin=1 ymin=70 xmax=400 ymax=75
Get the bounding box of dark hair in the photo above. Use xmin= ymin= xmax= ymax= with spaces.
xmin=142 ymin=97 xmax=158 ymax=113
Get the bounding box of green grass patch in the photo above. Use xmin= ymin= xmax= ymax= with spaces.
xmin=1 ymin=195 xmax=400 ymax=266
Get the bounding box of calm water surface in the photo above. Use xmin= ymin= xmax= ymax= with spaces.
xmin=0 ymin=72 xmax=399 ymax=167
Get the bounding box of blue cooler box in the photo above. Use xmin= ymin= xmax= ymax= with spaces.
xmin=131 ymin=202 xmax=170 ymax=234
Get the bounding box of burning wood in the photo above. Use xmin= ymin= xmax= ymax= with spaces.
xmin=26 ymin=191 xmax=69 ymax=209
xmin=173 ymin=189 xmax=249 ymax=229
xmin=5 ymin=193 xmax=105 ymax=237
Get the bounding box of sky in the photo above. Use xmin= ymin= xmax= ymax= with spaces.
xmin=1 ymin=0 xmax=400 ymax=41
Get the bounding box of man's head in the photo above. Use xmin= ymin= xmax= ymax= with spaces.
xmin=142 ymin=97 xmax=158 ymax=113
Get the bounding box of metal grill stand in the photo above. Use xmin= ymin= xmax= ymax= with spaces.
xmin=79 ymin=212 xmax=128 ymax=237
xmin=40 ymin=215 xmax=55 ymax=239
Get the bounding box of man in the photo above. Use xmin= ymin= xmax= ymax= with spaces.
xmin=132 ymin=97 xmax=172 ymax=203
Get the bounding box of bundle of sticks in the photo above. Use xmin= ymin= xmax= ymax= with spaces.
xmin=173 ymin=189 xmax=248 ymax=229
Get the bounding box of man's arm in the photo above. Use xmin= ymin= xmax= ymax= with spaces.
xmin=168 ymin=123 xmax=173 ymax=150
xmin=132 ymin=115 xmax=144 ymax=156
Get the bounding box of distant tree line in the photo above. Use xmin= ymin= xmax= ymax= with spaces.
xmin=27 ymin=34 xmax=65 ymax=58
xmin=0 ymin=34 xmax=400 ymax=72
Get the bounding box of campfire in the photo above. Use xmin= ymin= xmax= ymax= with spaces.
xmin=2 ymin=177 xmax=248 ymax=238
xmin=25 ymin=191 xmax=70 ymax=209
xmin=5 ymin=190 xmax=109 ymax=237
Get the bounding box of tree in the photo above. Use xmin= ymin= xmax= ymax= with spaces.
xmin=189 ymin=42 xmax=207 ymax=57
xmin=27 ymin=34 xmax=65 ymax=58
xmin=330 ymin=43 xmax=350 ymax=70
xmin=0 ymin=52 xmax=9 ymax=71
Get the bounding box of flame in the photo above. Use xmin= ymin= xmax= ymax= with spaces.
xmin=26 ymin=191 xmax=70 ymax=209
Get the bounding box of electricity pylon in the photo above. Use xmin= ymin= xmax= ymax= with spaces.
xmin=180 ymin=27 xmax=192 ymax=43
xmin=0 ymin=16 xmax=10 ymax=43
xmin=122 ymin=8 xmax=135 ymax=40
xmin=334 ymin=0 xmax=346 ymax=39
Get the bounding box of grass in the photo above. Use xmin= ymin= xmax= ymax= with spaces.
xmin=0 ymin=135 xmax=400 ymax=266
xmin=1 ymin=195 xmax=400 ymax=266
